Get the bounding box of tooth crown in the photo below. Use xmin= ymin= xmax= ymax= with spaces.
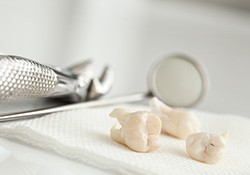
xmin=186 ymin=132 xmax=227 ymax=164
xmin=110 ymin=108 xmax=162 ymax=153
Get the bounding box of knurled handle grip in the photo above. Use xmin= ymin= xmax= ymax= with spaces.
xmin=0 ymin=55 xmax=58 ymax=100
xmin=0 ymin=54 xmax=114 ymax=102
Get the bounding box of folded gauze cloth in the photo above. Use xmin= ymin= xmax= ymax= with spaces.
xmin=0 ymin=105 xmax=250 ymax=175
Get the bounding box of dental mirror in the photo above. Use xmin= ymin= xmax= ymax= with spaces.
xmin=148 ymin=54 xmax=208 ymax=107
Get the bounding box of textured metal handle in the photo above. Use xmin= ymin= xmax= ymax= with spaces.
xmin=0 ymin=54 xmax=114 ymax=102
xmin=0 ymin=55 xmax=58 ymax=100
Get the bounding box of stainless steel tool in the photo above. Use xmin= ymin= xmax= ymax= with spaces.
xmin=0 ymin=54 xmax=114 ymax=102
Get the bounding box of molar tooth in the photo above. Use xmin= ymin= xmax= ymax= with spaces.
xmin=109 ymin=108 xmax=162 ymax=153
xmin=110 ymin=108 xmax=130 ymax=125
xmin=150 ymin=97 xmax=200 ymax=139
xmin=186 ymin=132 xmax=228 ymax=164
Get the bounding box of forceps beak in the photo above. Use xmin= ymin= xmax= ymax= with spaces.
xmin=87 ymin=66 xmax=115 ymax=100
xmin=67 ymin=58 xmax=94 ymax=78
xmin=66 ymin=59 xmax=115 ymax=101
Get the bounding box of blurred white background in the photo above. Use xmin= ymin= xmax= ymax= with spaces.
xmin=0 ymin=0 xmax=250 ymax=116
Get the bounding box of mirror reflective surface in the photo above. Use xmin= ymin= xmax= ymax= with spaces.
xmin=148 ymin=54 xmax=208 ymax=107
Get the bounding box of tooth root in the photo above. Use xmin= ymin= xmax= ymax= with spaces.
xmin=150 ymin=97 xmax=200 ymax=139
xmin=150 ymin=97 xmax=172 ymax=114
xmin=110 ymin=124 xmax=125 ymax=145
xmin=110 ymin=108 xmax=130 ymax=125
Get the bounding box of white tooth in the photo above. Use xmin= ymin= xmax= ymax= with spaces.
xmin=150 ymin=97 xmax=200 ymax=139
xmin=110 ymin=124 xmax=125 ymax=145
xmin=186 ymin=132 xmax=228 ymax=164
xmin=110 ymin=108 xmax=162 ymax=153
xmin=109 ymin=108 xmax=130 ymax=125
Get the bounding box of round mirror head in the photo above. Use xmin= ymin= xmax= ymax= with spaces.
xmin=148 ymin=54 xmax=208 ymax=107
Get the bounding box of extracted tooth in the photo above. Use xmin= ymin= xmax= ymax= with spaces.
xmin=186 ymin=132 xmax=228 ymax=164
xmin=110 ymin=124 xmax=125 ymax=145
xmin=110 ymin=108 xmax=130 ymax=125
xmin=150 ymin=97 xmax=200 ymax=139
xmin=109 ymin=108 xmax=162 ymax=153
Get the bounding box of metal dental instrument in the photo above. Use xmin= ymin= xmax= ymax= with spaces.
xmin=147 ymin=53 xmax=209 ymax=107
xmin=0 ymin=53 xmax=209 ymax=122
xmin=0 ymin=54 xmax=114 ymax=102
